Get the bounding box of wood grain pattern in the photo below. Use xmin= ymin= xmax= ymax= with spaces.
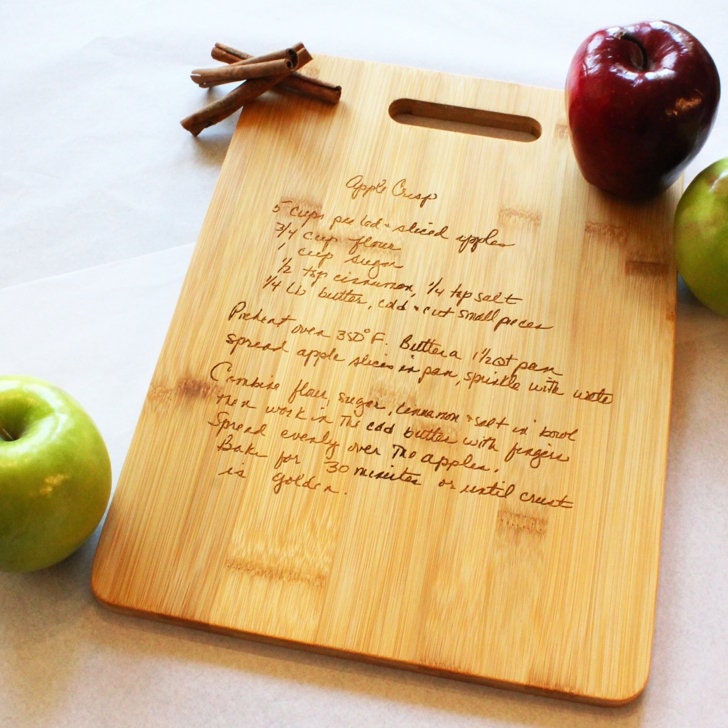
xmin=91 ymin=55 xmax=679 ymax=704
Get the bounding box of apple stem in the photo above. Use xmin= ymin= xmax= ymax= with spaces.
xmin=620 ymin=33 xmax=650 ymax=71
xmin=0 ymin=424 xmax=14 ymax=442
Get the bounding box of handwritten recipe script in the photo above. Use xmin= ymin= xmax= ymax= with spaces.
xmin=195 ymin=171 xmax=617 ymax=522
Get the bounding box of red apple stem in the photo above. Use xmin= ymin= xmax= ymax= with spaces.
xmin=0 ymin=424 xmax=14 ymax=442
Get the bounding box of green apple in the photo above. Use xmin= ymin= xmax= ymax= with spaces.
xmin=674 ymin=158 xmax=728 ymax=316
xmin=0 ymin=375 xmax=112 ymax=572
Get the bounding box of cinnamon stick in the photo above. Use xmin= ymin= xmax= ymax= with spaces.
xmin=180 ymin=43 xmax=312 ymax=136
xmin=191 ymin=51 xmax=297 ymax=88
xmin=212 ymin=42 xmax=341 ymax=105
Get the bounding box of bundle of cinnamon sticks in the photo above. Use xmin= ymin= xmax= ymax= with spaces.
xmin=181 ymin=42 xmax=341 ymax=136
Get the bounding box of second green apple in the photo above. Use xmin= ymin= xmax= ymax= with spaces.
xmin=674 ymin=158 xmax=728 ymax=316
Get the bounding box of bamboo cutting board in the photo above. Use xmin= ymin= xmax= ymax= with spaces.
xmin=92 ymin=55 xmax=679 ymax=705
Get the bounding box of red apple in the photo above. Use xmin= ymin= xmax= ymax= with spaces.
xmin=565 ymin=20 xmax=720 ymax=200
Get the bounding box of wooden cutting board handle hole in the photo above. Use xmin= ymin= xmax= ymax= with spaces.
xmin=388 ymin=98 xmax=541 ymax=142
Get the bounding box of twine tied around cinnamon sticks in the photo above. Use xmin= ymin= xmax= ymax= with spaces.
xmin=181 ymin=42 xmax=341 ymax=136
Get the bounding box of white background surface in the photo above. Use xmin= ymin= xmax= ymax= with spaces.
xmin=1 ymin=1 xmax=727 ymax=726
